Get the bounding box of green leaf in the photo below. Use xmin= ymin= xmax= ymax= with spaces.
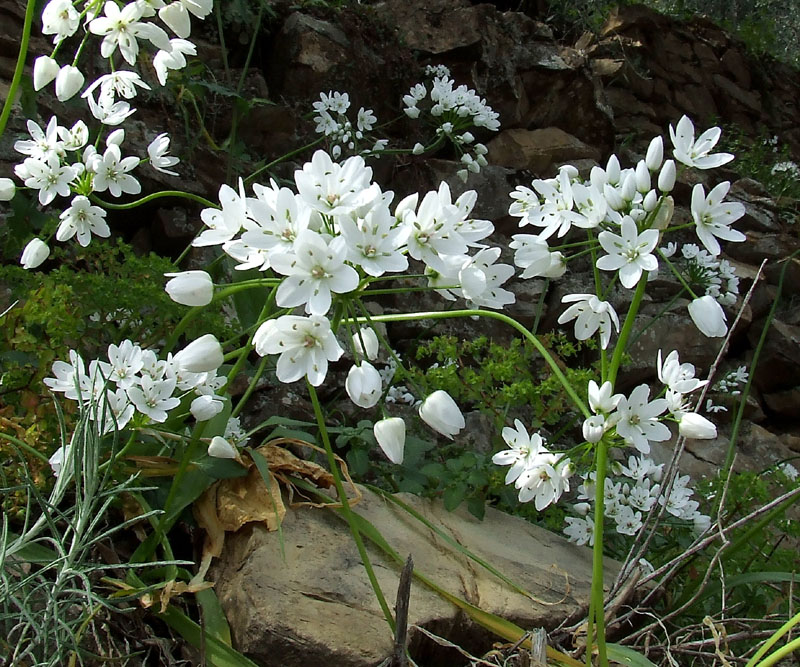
xmin=466 ymin=496 xmax=485 ymax=520
xmin=196 ymin=588 xmax=233 ymax=646
xmin=443 ymin=484 xmax=466 ymax=511
xmin=606 ymin=643 xmax=659 ymax=666
xmin=346 ymin=447 xmax=369 ymax=477
xmin=159 ymin=605 xmax=259 ymax=666
xmin=194 ymin=455 xmax=249 ymax=480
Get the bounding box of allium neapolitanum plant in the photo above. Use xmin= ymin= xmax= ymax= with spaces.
xmin=2 ymin=0 xmax=799 ymax=665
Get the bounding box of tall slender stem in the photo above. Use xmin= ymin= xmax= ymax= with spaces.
xmin=0 ymin=0 xmax=36 ymax=138
xmin=307 ymin=382 xmax=396 ymax=632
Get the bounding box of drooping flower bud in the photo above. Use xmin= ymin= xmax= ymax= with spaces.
xmin=688 ymin=295 xmax=727 ymax=337
xmin=174 ymin=334 xmax=224 ymax=373
xmin=679 ymin=412 xmax=718 ymax=439
xmin=190 ymin=395 xmax=224 ymax=421
xmin=353 ymin=327 xmax=379 ymax=361
xmin=33 ymin=55 xmax=60 ymax=91
xmin=55 ymin=64 xmax=84 ymax=101
xmin=374 ymin=417 xmax=405 ymax=464
xmin=165 ymin=271 xmax=214 ymax=306
xmin=208 ymin=436 xmax=237 ymax=459
xmin=20 ymin=238 xmax=50 ymax=270
xmin=0 ymin=177 xmax=16 ymax=201
xmin=345 ymin=361 xmax=382 ymax=408
xmin=419 ymin=390 xmax=465 ymax=439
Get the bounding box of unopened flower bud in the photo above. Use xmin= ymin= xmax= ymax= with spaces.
xmin=374 ymin=417 xmax=405 ymax=464
xmin=688 ymin=295 xmax=727 ymax=337
xmin=412 ymin=142 xmax=425 ymax=155
xmin=643 ymin=189 xmax=658 ymax=212
xmin=174 ymin=334 xmax=224 ymax=373
xmin=165 ymin=270 xmax=214 ymax=306
xmin=658 ymin=159 xmax=676 ymax=192
xmin=679 ymin=413 xmax=718 ymax=439
xmin=419 ymin=390 xmax=465 ymax=439
xmin=353 ymin=327 xmax=379 ymax=360
xmin=208 ymin=436 xmax=237 ymax=459
xmin=606 ymin=154 xmax=621 ymax=184
xmin=645 ymin=136 xmax=664 ymax=171
xmin=55 ymin=64 xmax=84 ymax=101
xmin=582 ymin=415 xmax=605 ymax=443
xmin=0 ymin=177 xmax=16 ymax=201
xmin=620 ymin=173 xmax=637 ymax=201
xmin=33 ymin=55 xmax=59 ymax=91
xmin=345 ymin=361 xmax=382 ymax=408
xmin=573 ymin=502 xmax=591 ymax=516
xmin=20 ymin=238 xmax=50 ymax=269
xmin=191 ymin=395 xmax=224 ymax=421
xmin=635 ymin=161 xmax=651 ymax=193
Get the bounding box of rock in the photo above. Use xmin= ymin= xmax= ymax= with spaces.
xmin=746 ymin=318 xmax=800 ymax=393
xmin=211 ymin=486 xmax=618 ymax=666
xmin=762 ymin=387 xmax=800 ymax=420
xmin=713 ymin=74 xmax=762 ymax=114
xmin=720 ymin=47 xmax=752 ymax=89
xmin=728 ymin=181 xmax=781 ymax=233
xmin=487 ymin=127 xmax=601 ymax=174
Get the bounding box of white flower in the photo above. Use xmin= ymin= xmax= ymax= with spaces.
xmin=271 ymin=230 xmax=359 ymax=315
xmin=174 ymin=334 xmax=224 ymax=373
xmin=596 ymin=216 xmax=660 ymax=288
xmin=44 ymin=350 xmax=87 ymax=400
xmin=492 ymin=419 xmax=547 ymax=484
xmin=294 ymin=150 xmax=377 ymax=216
xmin=106 ymin=340 xmax=144 ymax=389
xmin=89 ymin=1 xmax=170 ymax=65
xmin=55 ymin=65 xmax=84 ymax=101
xmin=670 ymin=115 xmax=733 ymax=170
xmin=253 ymin=314 xmax=344 ymax=387
xmin=558 ymin=294 xmax=620 ymax=349
xmin=582 ymin=415 xmax=606 ymax=443
xmin=16 ymin=155 xmax=76 ymax=206
xmin=153 ymin=38 xmax=197 ymax=85
xmin=418 ymin=390 xmax=465 ymax=439
xmin=20 ymin=238 xmax=50 ymax=269
xmin=92 ymin=144 xmax=141 ymax=197
xmin=164 ymin=270 xmax=213 ymax=306
xmin=588 ymin=380 xmax=623 ymax=415
xmin=126 ymin=375 xmax=180 ymax=422
xmin=690 ymin=182 xmax=746 ymax=256
xmin=345 ymin=361 xmax=382 ymax=408
xmin=564 ymin=516 xmax=594 ymax=546
xmin=353 ymin=327 xmax=379 ymax=361
xmin=515 ymin=455 xmax=571 ymax=510
xmin=688 ymin=295 xmax=727 ymax=337
xmin=208 ymin=435 xmax=237 ymax=459
xmin=190 ymin=394 xmax=224 ymax=421
xmin=41 ymin=0 xmax=80 ymax=43
xmin=678 ymin=412 xmax=717 ymax=439
xmin=49 ymin=445 xmax=69 ymax=477
xmin=194 ymin=180 xmax=248 ymax=247
xmin=657 ymin=350 xmax=708 ymax=394
xmin=86 ymin=91 xmax=137 ymax=126
xmin=456 ymin=248 xmax=516 ymax=310
xmin=33 ymin=56 xmax=60 ymax=91
xmin=14 ymin=117 xmax=63 ymax=161
xmin=58 ymin=120 xmax=89 ymax=152
xmin=83 ymin=71 xmax=151 ymax=101
xmin=57 ymin=196 xmax=111 ymax=247
xmin=338 ymin=204 xmax=409 ymax=277
xmin=374 ymin=417 xmax=405 ymax=464
xmin=611 ymin=384 xmax=670 ymax=454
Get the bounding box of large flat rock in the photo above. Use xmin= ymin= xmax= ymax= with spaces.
xmin=211 ymin=486 xmax=619 ymax=666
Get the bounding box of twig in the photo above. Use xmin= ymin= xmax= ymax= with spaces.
xmin=391 ymin=555 xmax=414 ymax=667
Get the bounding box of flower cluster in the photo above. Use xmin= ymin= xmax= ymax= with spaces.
xmin=506 ymin=116 xmax=744 ymax=340
xmin=677 ymin=243 xmax=740 ymax=306
xmin=43 ymin=335 xmax=227 ymax=429
xmin=565 ymin=454 xmax=709 ymax=545
xmin=311 ymin=91 xmax=386 ymax=158
xmin=403 ymin=65 xmax=497 ymax=182
xmin=492 ymin=420 xmax=574 ymax=510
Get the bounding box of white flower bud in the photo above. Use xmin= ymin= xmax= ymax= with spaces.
xmin=374 ymin=417 xmax=405 ymax=464
xmin=573 ymin=502 xmax=591 ymax=516
xmin=679 ymin=413 xmax=718 ymax=440
xmin=33 ymin=55 xmax=59 ymax=91
xmin=353 ymin=327 xmax=379 ymax=361
xmin=603 ymin=183 xmax=624 ymax=210
xmin=542 ymin=251 xmax=567 ymax=278
xmin=106 ymin=128 xmax=125 ymax=146
xmin=412 ymin=142 xmax=425 ymax=155
xmin=621 ymin=173 xmax=637 ymax=201
xmin=635 ymin=161 xmax=651 ymax=193
xmin=190 ymin=395 xmax=224 ymax=421
xmin=645 ymin=136 xmax=664 ymax=171
xmin=345 ymin=361 xmax=382 ymax=409
xmin=0 ymin=177 xmax=16 ymax=201
xmin=419 ymin=390 xmax=465 ymax=439
xmin=208 ymin=436 xmax=237 ymax=459
xmin=20 ymin=238 xmax=50 ymax=269
xmin=643 ymin=189 xmax=658 ymax=212
xmin=606 ymin=154 xmax=621 ymax=184
xmin=582 ymin=414 xmax=605 ymax=443
xmin=688 ymin=295 xmax=727 ymax=337
xmin=174 ymin=334 xmax=224 ymax=373
xmin=658 ymin=159 xmax=676 ymax=193
xmin=165 ymin=270 xmax=214 ymax=306
xmin=55 ymin=64 xmax=84 ymax=101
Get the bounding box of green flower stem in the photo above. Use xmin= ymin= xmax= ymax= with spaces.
xmin=587 ymin=436 xmax=610 ymax=667
xmin=361 ymin=285 xmax=459 ymax=297
xmin=753 ymin=636 xmax=800 ymax=667
xmin=746 ymin=610 xmax=800 ymax=667
xmin=232 ymin=355 xmax=268 ymax=418
xmin=607 ymin=274 xmax=648 ymax=387
xmin=306 ymin=381 xmax=396 ymax=633
xmin=91 ymin=191 xmax=218 ymax=210
xmin=587 ymin=229 xmax=608 ymax=380
xmin=354 ymin=309 xmax=590 ymax=419
xmin=0 ymin=0 xmax=36 ymax=139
